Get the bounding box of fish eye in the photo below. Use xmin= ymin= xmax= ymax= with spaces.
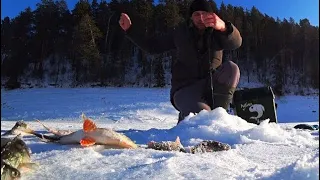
xmin=11 ymin=170 xmax=21 ymax=178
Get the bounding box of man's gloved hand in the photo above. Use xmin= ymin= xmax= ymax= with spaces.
xmin=202 ymin=12 xmax=226 ymax=32
xmin=192 ymin=11 xmax=226 ymax=32
xmin=119 ymin=13 xmax=132 ymax=31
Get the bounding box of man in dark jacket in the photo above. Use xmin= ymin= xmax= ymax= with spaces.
xmin=119 ymin=0 xmax=242 ymax=124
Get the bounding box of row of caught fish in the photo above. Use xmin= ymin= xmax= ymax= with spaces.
xmin=1 ymin=113 xmax=230 ymax=180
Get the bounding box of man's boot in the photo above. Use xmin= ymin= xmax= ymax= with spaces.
xmin=212 ymin=84 xmax=236 ymax=110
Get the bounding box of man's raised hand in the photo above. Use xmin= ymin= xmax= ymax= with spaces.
xmin=119 ymin=13 xmax=132 ymax=31
xmin=203 ymin=13 xmax=226 ymax=32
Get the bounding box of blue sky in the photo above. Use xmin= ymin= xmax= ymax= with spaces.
xmin=1 ymin=0 xmax=319 ymax=26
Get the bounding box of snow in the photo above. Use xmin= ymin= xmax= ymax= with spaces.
xmin=1 ymin=87 xmax=319 ymax=180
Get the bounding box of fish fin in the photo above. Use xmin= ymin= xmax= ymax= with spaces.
xmin=80 ymin=137 xmax=96 ymax=147
xmin=175 ymin=136 xmax=181 ymax=145
xmin=18 ymin=163 xmax=39 ymax=173
xmin=81 ymin=113 xmax=87 ymax=121
xmin=36 ymin=119 xmax=60 ymax=135
xmin=83 ymin=119 xmax=97 ymax=132
xmin=36 ymin=119 xmax=71 ymax=136
xmin=175 ymin=136 xmax=185 ymax=151
xmin=119 ymin=140 xmax=138 ymax=149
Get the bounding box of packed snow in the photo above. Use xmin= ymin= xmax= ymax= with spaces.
xmin=1 ymin=88 xmax=319 ymax=180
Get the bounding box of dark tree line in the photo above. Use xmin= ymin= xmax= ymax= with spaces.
xmin=1 ymin=0 xmax=319 ymax=94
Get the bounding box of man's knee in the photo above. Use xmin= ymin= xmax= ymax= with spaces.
xmin=217 ymin=61 xmax=240 ymax=87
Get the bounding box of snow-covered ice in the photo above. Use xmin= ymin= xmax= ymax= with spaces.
xmin=1 ymin=88 xmax=319 ymax=180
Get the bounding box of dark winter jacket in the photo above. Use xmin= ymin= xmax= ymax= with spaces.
xmin=124 ymin=20 xmax=242 ymax=108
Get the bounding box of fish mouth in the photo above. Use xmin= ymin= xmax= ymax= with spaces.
xmin=16 ymin=121 xmax=31 ymax=130
xmin=4 ymin=121 xmax=35 ymax=136
xmin=1 ymin=161 xmax=22 ymax=179
xmin=10 ymin=126 xmax=35 ymax=137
